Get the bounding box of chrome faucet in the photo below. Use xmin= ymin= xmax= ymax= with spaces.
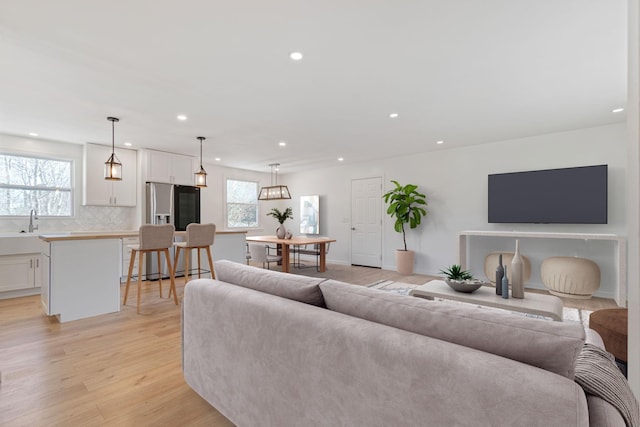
xmin=28 ymin=209 xmax=38 ymax=233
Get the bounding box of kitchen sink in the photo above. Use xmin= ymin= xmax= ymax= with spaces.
xmin=0 ymin=232 xmax=43 ymax=255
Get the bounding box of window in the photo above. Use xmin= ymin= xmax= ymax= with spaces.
xmin=0 ymin=154 xmax=73 ymax=216
xmin=226 ymin=179 xmax=259 ymax=228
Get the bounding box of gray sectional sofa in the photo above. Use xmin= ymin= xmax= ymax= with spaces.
xmin=182 ymin=260 xmax=631 ymax=427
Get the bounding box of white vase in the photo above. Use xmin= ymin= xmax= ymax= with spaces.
xmin=511 ymin=240 xmax=525 ymax=299
xmin=276 ymin=225 xmax=286 ymax=239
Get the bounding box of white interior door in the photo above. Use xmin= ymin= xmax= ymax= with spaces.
xmin=351 ymin=177 xmax=382 ymax=267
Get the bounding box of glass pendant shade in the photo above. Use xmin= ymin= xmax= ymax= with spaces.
xmin=258 ymin=185 xmax=291 ymax=200
xmin=258 ymin=163 xmax=291 ymax=200
xmin=104 ymin=153 xmax=122 ymax=180
xmin=105 ymin=116 xmax=123 ymax=181
xmin=195 ymin=136 xmax=208 ymax=188
xmin=195 ymin=165 xmax=207 ymax=187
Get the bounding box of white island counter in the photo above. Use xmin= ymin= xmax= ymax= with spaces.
xmin=40 ymin=236 xmax=121 ymax=322
xmin=39 ymin=230 xmax=246 ymax=322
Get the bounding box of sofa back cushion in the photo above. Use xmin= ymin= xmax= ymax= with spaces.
xmin=320 ymin=280 xmax=585 ymax=378
xmin=214 ymin=260 xmax=326 ymax=306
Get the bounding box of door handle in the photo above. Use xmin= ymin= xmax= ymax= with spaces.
xmin=351 ymin=227 xmax=356 ymax=231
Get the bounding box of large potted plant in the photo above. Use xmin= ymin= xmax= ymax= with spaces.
xmin=382 ymin=180 xmax=428 ymax=275
xmin=267 ymin=207 xmax=293 ymax=239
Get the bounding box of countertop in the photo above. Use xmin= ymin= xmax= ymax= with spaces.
xmin=39 ymin=229 xmax=247 ymax=242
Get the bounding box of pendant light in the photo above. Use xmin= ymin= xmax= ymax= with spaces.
xmin=258 ymin=163 xmax=291 ymax=200
xmin=104 ymin=117 xmax=122 ymax=180
xmin=194 ymin=136 xmax=208 ymax=188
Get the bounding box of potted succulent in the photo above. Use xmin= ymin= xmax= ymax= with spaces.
xmin=440 ymin=264 xmax=473 ymax=281
xmin=382 ymin=180 xmax=428 ymax=275
xmin=267 ymin=207 xmax=293 ymax=239
xmin=439 ymin=264 xmax=483 ymax=293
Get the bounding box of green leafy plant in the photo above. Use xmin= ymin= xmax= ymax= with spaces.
xmin=382 ymin=180 xmax=428 ymax=251
xmin=439 ymin=264 xmax=473 ymax=281
xmin=267 ymin=207 xmax=293 ymax=224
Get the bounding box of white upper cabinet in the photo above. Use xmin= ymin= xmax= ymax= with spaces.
xmin=83 ymin=143 xmax=137 ymax=206
xmin=145 ymin=149 xmax=195 ymax=185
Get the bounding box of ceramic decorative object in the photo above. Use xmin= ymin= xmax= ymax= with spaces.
xmin=285 ymin=230 xmax=293 ymax=239
xmin=267 ymin=207 xmax=293 ymax=240
xmin=444 ymin=279 xmax=484 ymax=293
xmin=541 ymin=256 xmax=601 ymax=299
xmin=501 ymin=265 xmax=509 ymax=299
xmin=510 ymin=240 xmax=525 ymax=299
xmin=484 ymin=252 xmax=532 ymax=284
xmin=495 ymin=253 xmax=504 ymax=296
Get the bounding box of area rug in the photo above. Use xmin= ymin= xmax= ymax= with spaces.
xmin=367 ymin=280 xmax=592 ymax=327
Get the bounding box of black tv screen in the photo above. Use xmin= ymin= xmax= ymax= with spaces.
xmin=488 ymin=165 xmax=608 ymax=224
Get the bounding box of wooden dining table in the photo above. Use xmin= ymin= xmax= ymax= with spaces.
xmin=245 ymin=235 xmax=336 ymax=273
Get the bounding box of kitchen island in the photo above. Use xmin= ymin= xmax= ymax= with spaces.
xmin=39 ymin=230 xmax=246 ymax=322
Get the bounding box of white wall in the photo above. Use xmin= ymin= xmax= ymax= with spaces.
xmin=197 ymin=162 xmax=283 ymax=234
xmin=0 ymin=134 xmax=136 ymax=233
xmin=286 ymin=123 xmax=627 ymax=284
xmin=626 ymin=0 xmax=640 ymax=398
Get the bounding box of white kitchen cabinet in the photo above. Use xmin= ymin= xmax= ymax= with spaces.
xmin=146 ymin=149 xmax=194 ymax=185
xmin=83 ymin=143 xmax=138 ymax=206
xmin=41 ymin=238 xmax=121 ymax=322
xmin=0 ymin=254 xmax=41 ymax=292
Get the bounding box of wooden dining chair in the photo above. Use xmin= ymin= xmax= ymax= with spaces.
xmin=123 ymin=224 xmax=178 ymax=314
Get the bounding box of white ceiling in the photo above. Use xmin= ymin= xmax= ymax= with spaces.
xmin=0 ymin=1 xmax=628 ymax=174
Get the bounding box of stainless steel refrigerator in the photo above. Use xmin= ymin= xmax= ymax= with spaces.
xmin=145 ymin=182 xmax=201 ymax=279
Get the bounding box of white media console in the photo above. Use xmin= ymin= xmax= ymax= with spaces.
xmin=458 ymin=230 xmax=626 ymax=306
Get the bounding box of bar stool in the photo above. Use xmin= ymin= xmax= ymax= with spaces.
xmin=174 ymin=223 xmax=216 ymax=283
xmin=123 ymin=224 xmax=178 ymax=314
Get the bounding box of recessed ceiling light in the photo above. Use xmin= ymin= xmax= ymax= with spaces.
xmin=338 ymin=157 xmax=344 ymax=162
xmin=389 ymin=113 xmax=399 ymax=118
xmin=612 ymin=108 xmax=624 ymax=113
xmin=289 ymin=52 xmax=303 ymax=61
xmin=124 ymin=142 xmax=132 ymax=147
xmin=279 ymin=141 xmax=287 ymax=147
xmin=177 ymin=114 xmax=188 ymax=121
xmin=29 ymin=132 xmax=38 ymax=137
xmin=436 ymin=140 xmax=444 ymax=145
xmin=215 ymin=157 xmax=221 ymax=162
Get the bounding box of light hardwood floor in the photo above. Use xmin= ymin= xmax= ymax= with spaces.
xmin=0 ymin=263 xmax=617 ymax=426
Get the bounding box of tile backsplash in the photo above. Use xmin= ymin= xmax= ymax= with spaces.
xmin=0 ymin=206 xmax=137 ymax=233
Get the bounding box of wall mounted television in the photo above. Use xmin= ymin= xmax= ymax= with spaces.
xmin=488 ymin=164 xmax=608 ymax=224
